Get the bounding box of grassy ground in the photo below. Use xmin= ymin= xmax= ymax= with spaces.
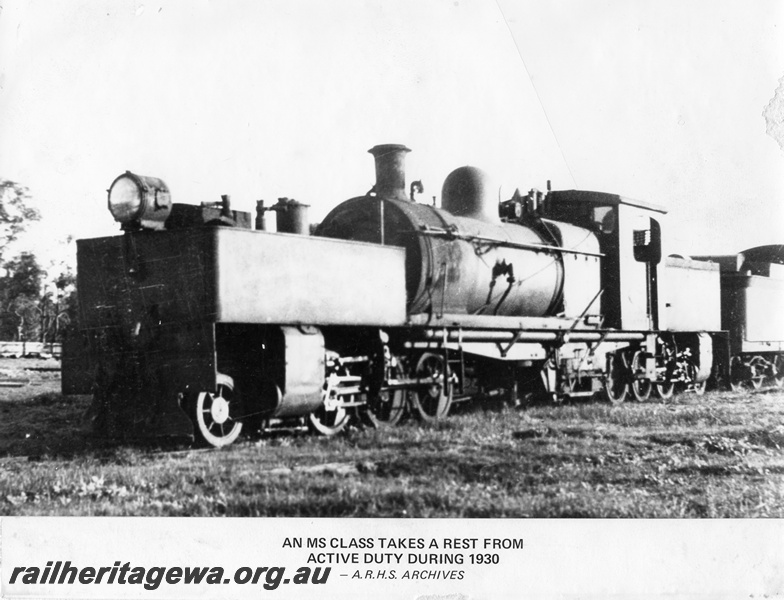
xmin=1 ymin=358 xmax=783 ymax=517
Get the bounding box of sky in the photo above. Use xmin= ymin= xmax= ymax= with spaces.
xmin=1 ymin=0 xmax=783 ymax=269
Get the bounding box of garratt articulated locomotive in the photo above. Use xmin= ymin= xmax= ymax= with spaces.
xmin=62 ymin=144 xmax=784 ymax=446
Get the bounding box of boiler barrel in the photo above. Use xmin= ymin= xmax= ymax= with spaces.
xmin=316 ymin=196 xmax=572 ymax=318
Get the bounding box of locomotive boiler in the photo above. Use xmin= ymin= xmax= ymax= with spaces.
xmin=316 ymin=145 xmax=602 ymax=322
xmin=63 ymin=143 xmax=736 ymax=447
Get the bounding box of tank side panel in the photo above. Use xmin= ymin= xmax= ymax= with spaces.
xmin=743 ymin=275 xmax=784 ymax=343
xmin=214 ymin=229 xmax=407 ymax=326
xmin=75 ymin=231 xmax=218 ymax=395
xmin=659 ymin=256 xmax=722 ymax=331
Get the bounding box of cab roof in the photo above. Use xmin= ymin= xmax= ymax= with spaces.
xmin=547 ymin=190 xmax=668 ymax=215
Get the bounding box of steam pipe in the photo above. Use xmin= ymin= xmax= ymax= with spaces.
xmin=421 ymin=330 xmax=645 ymax=343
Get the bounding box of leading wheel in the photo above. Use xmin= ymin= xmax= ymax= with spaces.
xmin=412 ymin=352 xmax=453 ymax=421
xmin=309 ymin=368 xmax=351 ymax=436
xmin=193 ymin=373 xmax=243 ymax=447
xmin=604 ymin=352 xmax=629 ymax=405
xmin=630 ymin=351 xmax=652 ymax=402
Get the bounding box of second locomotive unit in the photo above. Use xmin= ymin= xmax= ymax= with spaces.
xmin=62 ymin=144 xmax=781 ymax=446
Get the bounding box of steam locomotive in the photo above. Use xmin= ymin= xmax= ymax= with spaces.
xmin=61 ymin=144 xmax=784 ymax=446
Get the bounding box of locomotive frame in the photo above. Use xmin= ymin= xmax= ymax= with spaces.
xmin=62 ymin=144 xmax=784 ymax=447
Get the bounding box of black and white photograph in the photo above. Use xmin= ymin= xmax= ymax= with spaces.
xmin=1 ymin=0 xmax=783 ymax=597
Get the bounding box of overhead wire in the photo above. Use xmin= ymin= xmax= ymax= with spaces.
xmin=491 ymin=0 xmax=578 ymax=189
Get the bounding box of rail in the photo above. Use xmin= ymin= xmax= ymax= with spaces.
xmin=415 ymin=226 xmax=604 ymax=258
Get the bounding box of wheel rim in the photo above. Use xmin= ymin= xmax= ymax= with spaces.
xmin=630 ymin=351 xmax=652 ymax=402
xmin=412 ymin=352 xmax=452 ymax=421
xmin=366 ymin=387 xmax=406 ymax=427
xmin=604 ymin=353 xmax=628 ymax=404
xmin=309 ymin=371 xmax=351 ymax=436
xmin=686 ymin=362 xmax=707 ymax=395
xmin=365 ymin=353 xmax=406 ymax=427
xmin=732 ymin=375 xmax=765 ymax=391
xmin=308 ymin=407 xmax=350 ymax=435
xmin=194 ymin=374 xmax=242 ymax=447
xmin=730 ymin=379 xmax=745 ymax=392
xmin=655 ymin=382 xmax=675 ymax=399
xmin=774 ymin=356 xmax=784 ymax=388
xmin=654 ymin=335 xmax=678 ymax=400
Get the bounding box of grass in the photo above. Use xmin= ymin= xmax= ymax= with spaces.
xmin=1 ymin=358 xmax=784 ymax=517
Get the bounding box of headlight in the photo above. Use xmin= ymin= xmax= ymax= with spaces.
xmin=107 ymin=171 xmax=171 ymax=230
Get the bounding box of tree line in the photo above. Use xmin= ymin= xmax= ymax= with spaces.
xmin=0 ymin=180 xmax=78 ymax=345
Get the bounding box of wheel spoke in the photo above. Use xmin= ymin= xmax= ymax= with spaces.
xmin=655 ymin=382 xmax=675 ymax=399
xmin=412 ymin=352 xmax=452 ymax=421
xmin=309 ymin=362 xmax=351 ymax=436
xmin=365 ymin=347 xmax=407 ymax=428
xmin=190 ymin=373 xmax=243 ymax=447
xmin=604 ymin=352 xmax=628 ymax=404
xmin=630 ymin=351 xmax=652 ymax=402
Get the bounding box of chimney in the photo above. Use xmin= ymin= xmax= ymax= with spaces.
xmin=368 ymin=144 xmax=411 ymax=201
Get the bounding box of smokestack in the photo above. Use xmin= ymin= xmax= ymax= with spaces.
xmin=368 ymin=144 xmax=411 ymax=201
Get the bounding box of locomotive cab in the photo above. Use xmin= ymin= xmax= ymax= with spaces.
xmin=540 ymin=190 xmax=667 ymax=331
xmin=539 ymin=190 xmax=722 ymax=397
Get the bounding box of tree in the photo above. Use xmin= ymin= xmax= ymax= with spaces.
xmin=0 ymin=252 xmax=45 ymax=341
xmin=44 ymin=266 xmax=78 ymax=344
xmin=0 ymin=180 xmax=41 ymax=263
xmin=0 ymin=181 xmax=78 ymax=346
xmin=0 ymin=252 xmax=80 ymax=344
xmin=0 ymin=180 xmax=47 ymax=343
